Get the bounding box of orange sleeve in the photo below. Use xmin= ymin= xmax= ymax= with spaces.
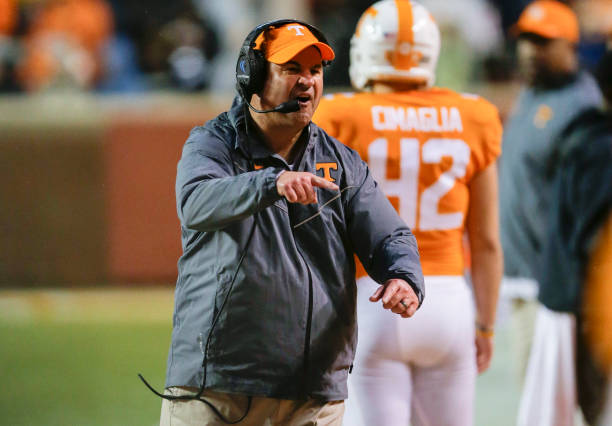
xmin=468 ymin=98 xmax=503 ymax=173
xmin=584 ymin=213 xmax=612 ymax=372
xmin=314 ymin=93 xmax=366 ymax=154
xmin=71 ymin=0 xmax=114 ymax=51
xmin=0 ymin=0 xmax=17 ymax=36
xmin=313 ymin=95 xmax=341 ymax=139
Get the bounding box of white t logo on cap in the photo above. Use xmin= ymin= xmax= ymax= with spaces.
xmin=287 ymin=25 xmax=305 ymax=36
xmin=527 ymin=5 xmax=544 ymax=20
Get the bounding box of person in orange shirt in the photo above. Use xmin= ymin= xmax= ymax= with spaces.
xmin=313 ymin=1 xmax=503 ymax=425
xmin=0 ymin=0 xmax=17 ymax=36
xmin=16 ymin=0 xmax=114 ymax=91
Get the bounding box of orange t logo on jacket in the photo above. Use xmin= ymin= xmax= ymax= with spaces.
xmin=316 ymin=162 xmax=338 ymax=182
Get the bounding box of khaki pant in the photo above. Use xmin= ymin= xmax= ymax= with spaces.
xmin=160 ymin=387 xmax=345 ymax=426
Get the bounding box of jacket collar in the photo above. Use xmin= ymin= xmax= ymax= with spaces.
xmin=228 ymin=95 xmax=316 ymax=166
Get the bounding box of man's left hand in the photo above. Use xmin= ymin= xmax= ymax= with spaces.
xmin=369 ymin=279 xmax=419 ymax=318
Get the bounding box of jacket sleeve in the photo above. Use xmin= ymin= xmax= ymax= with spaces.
xmin=176 ymin=127 xmax=283 ymax=232
xmin=346 ymin=158 xmax=425 ymax=305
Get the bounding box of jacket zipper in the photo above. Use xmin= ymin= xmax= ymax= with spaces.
xmin=290 ymin=129 xmax=316 ymax=397
xmin=303 ymin=257 xmax=314 ymax=396
xmin=289 ymin=217 xmax=314 ymax=397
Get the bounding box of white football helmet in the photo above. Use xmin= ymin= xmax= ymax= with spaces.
xmin=349 ymin=0 xmax=441 ymax=89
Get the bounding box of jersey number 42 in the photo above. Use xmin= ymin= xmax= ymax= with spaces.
xmin=368 ymin=137 xmax=470 ymax=231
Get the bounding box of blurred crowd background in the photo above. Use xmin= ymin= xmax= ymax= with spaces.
xmin=0 ymin=0 xmax=611 ymax=295
xmin=0 ymin=0 xmax=610 ymax=96
xmin=1 ymin=2 xmax=611 ymax=424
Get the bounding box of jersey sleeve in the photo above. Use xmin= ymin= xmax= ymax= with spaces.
xmin=313 ymin=93 xmax=363 ymax=149
xmin=313 ymin=95 xmax=341 ymax=139
xmin=465 ymin=96 xmax=503 ymax=172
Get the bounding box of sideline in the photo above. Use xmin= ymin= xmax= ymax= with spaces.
xmin=0 ymin=287 xmax=174 ymax=323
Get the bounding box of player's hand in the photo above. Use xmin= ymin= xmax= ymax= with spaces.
xmin=475 ymin=334 xmax=494 ymax=374
xmin=276 ymin=171 xmax=339 ymax=204
xmin=369 ymin=278 xmax=419 ymax=318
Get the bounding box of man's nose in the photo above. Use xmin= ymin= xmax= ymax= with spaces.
xmin=297 ymin=72 xmax=315 ymax=86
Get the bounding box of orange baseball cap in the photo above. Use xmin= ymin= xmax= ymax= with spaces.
xmin=254 ymin=22 xmax=335 ymax=64
xmin=513 ymin=0 xmax=579 ymax=43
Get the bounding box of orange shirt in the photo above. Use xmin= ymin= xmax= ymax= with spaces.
xmin=313 ymin=88 xmax=502 ymax=276
xmin=28 ymin=0 xmax=113 ymax=51
xmin=17 ymin=0 xmax=114 ymax=91
xmin=0 ymin=0 xmax=17 ymax=36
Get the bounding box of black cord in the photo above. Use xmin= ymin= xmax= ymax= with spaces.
xmin=138 ymin=374 xmax=252 ymax=424
xmin=138 ymin=215 xmax=257 ymax=423
xmin=138 ymin=206 xmax=258 ymax=424
xmin=139 ymin=105 xmax=264 ymax=423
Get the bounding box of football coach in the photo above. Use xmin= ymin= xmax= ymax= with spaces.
xmin=148 ymin=19 xmax=424 ymax=426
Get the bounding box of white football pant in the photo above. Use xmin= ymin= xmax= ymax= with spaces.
xmin=343 ymin=275 xmax=476 ymax=426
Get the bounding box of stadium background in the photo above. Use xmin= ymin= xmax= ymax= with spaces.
xmin=1 ymin=0 xmax=610 ymax=424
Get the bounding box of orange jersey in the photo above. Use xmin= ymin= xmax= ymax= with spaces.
xmin=313 ymin=88 xmax=502 ymax=276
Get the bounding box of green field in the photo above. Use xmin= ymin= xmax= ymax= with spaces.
xmin=0 ymin=289 xmax=520 ymax=426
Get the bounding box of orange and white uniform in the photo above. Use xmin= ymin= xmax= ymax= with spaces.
xmin=315 ymin=89 xmax=501 ymax=275
xmin=314 ymin=88 xmax=502 ymax=426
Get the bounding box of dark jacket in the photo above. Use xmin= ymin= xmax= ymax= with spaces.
xmin=499 ymin=72 xmax=603 ymax=280
xmin=539 ymin=108 xmax=612 ymax=313
xmin=165 ymin=98 xmax=424 ymax=401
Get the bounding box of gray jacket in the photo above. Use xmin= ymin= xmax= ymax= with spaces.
xmin=165 ymin=99 xmax=424 ymax=401
xmin=499 ymin=71 xmax=602 ymax=280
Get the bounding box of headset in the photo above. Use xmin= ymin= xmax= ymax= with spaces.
xmin=235 ymin=19 xmax=332 ymax=113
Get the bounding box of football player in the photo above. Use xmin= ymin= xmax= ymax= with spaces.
xmin=313 ymin=1 xmax=503 ymax=425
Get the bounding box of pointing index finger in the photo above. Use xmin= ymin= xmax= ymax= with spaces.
xmin=311 ymin=176 xmax=339 ymax=191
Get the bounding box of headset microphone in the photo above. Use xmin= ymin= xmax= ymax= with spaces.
xmin=244 ymin=98 xmax=300 ymax=114
xmin=269 ymin=99 xmax=300 ymax=113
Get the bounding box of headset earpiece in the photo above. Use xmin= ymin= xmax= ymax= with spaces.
xmin=236 ymin=32 xmax=267 ymax=101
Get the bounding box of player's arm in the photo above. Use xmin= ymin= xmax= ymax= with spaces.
xmin=466 ymin=162 xmax=503 ymax=373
